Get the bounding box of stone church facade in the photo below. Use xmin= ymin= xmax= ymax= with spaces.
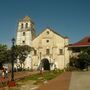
xmin=16 ymin=16 xmax=69 ymax=70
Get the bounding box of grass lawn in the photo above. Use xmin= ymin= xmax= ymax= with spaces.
xmin=1 ymin=69 xmax=63 ymax=90
xmin=17 ymin=69 xmax=63 ymax=85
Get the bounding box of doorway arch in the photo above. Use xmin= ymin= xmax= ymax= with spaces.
xmin=41 ymin=58 xmax=50 ymax=70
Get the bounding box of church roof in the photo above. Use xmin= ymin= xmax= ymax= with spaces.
xmin=48 ymin=27 xmax=68 ymax=39
xmin=69 ymin=36 xmax=90 ymax=47
xmin=36 ymin=27 xmax=68 ymax=39
xmin=19 ymin=16 xmax=34 ymax=24
xmin=23 ymin=16 xmax=31 ymax=21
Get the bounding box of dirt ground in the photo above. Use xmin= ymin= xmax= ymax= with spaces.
xmin=38 ymin=72 xmax=71 ymax=90
xmin=0 ymin=71 xmax=72 ymax=90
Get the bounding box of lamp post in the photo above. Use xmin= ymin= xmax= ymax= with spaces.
xmin=11 ymin=38 xmax=15 ymax=81
xmin=8 ymin=38 xmax=16 ymax=87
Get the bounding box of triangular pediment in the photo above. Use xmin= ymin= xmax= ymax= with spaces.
xmin=34 ymin=27 xmax=68 ymax=40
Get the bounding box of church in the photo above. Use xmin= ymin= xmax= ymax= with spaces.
xmin=16 ymin=16 xmax=69 ymax=70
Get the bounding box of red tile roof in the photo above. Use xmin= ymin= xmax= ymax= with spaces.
xmin=69 ymin=36 xmax=90 ymax=47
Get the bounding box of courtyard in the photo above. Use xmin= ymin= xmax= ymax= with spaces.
xmin=0 ymin=70 xmax=90 ymax=90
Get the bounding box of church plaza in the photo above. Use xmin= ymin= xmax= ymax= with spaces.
xmin=0 ymin=71 xmax=90 ymax=90
xmin=0 ymin=16 xmax=90 ymax=90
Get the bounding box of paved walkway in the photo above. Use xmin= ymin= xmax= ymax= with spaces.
xmin=69 ymin=71 xmax=90 ymax=90
xmin=38 ymin=72 xmax=71 ymax=90
xmin=38 ymin=71 xmax=90 ymax=90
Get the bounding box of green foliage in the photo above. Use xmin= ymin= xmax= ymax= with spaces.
xmin=0 ymin=44 xmax=33 ymax=70
xmin=18 ymin=70 xmax=62 ymax=85
xmin=13 ymin=45 xmax=33 ymax=69
xmin=0 ymin=44 xmax=8 ymax=63
xmin=69 ymin=47 xmax=90 ymax=70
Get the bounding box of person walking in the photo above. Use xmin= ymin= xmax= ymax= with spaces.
xmin=5 ymin=68 xmax=8 ymax=78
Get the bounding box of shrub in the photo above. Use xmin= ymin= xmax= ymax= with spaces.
xmin=69 ymin=52 xmax=89 ymax=71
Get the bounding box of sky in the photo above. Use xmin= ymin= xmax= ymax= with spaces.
xmin=0 ymin=0 xmax=90 ymax=46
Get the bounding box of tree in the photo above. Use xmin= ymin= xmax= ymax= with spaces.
xmin=77 ymin=52 xmax=88 ymax=70
xmin=69 ymin=47 xmax=90 ymax=70
xmin=14 ymin=45 xmax=33 ymax=70
xmin=0 ymin=44 xmax=8 ymax=63
xmin=85 ymin=47 xmax=90 ymax=65
xmin=0 ymin=44 xmax=11 ymax=69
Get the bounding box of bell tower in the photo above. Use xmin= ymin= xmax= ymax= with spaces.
xmin=16 ymin=16 xmax=36 ymax=46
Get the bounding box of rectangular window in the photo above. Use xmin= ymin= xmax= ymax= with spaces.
xmin=34 ymin=50 xmax=37 ymax=55
xmin=46 ymin=49 xmax=50 ymax=55
xmin=25 ymin=23 xmax=28 ymax=28
xmin=59 ymin=49 xmax=63 ymax=55
xmin=21 ymin=23 xmax=23 ymax=29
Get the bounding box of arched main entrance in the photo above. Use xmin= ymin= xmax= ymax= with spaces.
xmin=41 ymin=58 xmax=50 ymax=70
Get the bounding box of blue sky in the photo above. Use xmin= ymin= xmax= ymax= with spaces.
xmin=0 ymin=0 xmax=90 ymax=46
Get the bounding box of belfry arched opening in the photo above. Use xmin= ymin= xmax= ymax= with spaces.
xmin=41 ymin=58 xmax=50 ymax=70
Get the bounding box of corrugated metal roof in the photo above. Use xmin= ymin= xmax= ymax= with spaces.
xmin=69 ymin=36 xmax=90 ymax=47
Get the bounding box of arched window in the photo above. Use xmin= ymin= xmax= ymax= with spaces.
xmin=21 ymin=23 xmax=23 ymax=29
xmin=25 ymin=23 xmax=28 ymax=28
xmin=23 ymin=32 xmax=25 ymax=36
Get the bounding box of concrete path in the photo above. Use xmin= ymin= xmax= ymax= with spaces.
xmin=69 ymin=71 xmax=90 ymax=90
xmin=38 ymin=71 xmax=90 ymax=90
